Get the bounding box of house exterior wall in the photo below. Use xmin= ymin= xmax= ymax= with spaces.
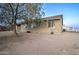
xmin=16 ymin=24 xmax=26 ymax=33
xmin=40 ymin=20 xmax=48 ymax=28
xmin=39 ymin=15 xmax=63 ymax=34
xmin=16 ymin=25 xmax=21 ymax=31
xmin=53 ymin=19 xmax=62 ymax=33
xmin=21 ymin=25 xmax=26 ymax=32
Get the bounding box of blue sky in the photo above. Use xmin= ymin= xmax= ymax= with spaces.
xmin=43 ymin=3 xmax=79 ymax=28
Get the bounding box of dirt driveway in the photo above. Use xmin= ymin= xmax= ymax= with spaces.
xmin=0 ymin=31 xmax=79 ymax=55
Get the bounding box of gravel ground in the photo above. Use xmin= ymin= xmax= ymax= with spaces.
xmin=0 ymin=31 xmax=79 ymax=55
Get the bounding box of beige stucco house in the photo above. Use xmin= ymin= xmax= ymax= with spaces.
xmin=39 ymin=15 xmax=63 ymax=34
xmin=16 ymin=15 xmax=63 ymax=34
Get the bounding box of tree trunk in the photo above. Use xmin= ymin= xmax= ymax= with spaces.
xmin=13 ymin=21 xmax=18 ymax=35
xmin=14 ymin=25 xmax=17 ymax=35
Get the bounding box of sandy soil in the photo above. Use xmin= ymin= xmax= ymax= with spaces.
xmin=0 ymin=31 xmax=79 ymax=55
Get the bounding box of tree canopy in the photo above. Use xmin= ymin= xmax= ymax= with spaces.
xmin=0 ymin=3 xmax=45 ymax=34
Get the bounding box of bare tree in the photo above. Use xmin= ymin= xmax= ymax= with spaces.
xmin=0 ymin=3 xmax=27 ymax=35
xmin=0 ymin=3 xmax=45 ymax=34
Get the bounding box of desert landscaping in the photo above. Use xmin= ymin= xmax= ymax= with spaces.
xmin=0 ymin=30 xmax=79 ymax=55
xmin=0 ymin=3 xmax=79 ymax=55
